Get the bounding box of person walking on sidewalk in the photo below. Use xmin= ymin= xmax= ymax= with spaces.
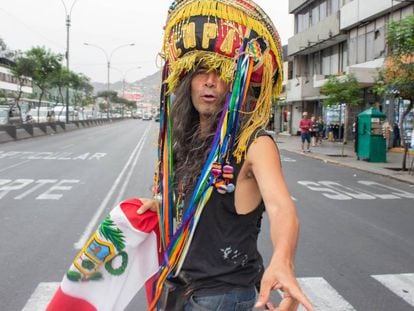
xmin=310 ymin=116 xmax=318 ymax=147
xmin=317 ymin=116 xmax=325 ymax=145
xmin=299 ymin=112 xmax=313 ymax=153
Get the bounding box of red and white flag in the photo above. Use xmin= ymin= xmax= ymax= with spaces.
xmin=47 ymin=198 xmax=160 ymax=311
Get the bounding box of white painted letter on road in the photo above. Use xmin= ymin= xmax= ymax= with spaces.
xmin=36 ymin=179 xmax=80 ymax=200
xmin=0 ymin=179 xmax=34 ymax=199
xmin=298 ymin=181 xmax=353 ymax=200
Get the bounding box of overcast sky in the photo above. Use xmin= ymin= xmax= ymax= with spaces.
xmin=0 ymin=1 xmax=293 ymax=84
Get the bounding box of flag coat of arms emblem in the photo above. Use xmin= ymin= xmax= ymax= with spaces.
xmin=47 ymin=199 xmax=160 ymax=311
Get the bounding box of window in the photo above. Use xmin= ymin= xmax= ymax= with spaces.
xmin=311 ymin=4 xmax=320 ymax=25
xmin=357 ymin=34 xmax=366 ymax=63
xmin=366 ymin=31 xmax=375 ymax=61
xmin=313 ymin=52 xmax=321 ymax=75
xmin=349 ymin=29 xmax=357 ymax=65
xmin=288 ymin=61 xmax=293 ymax=80
xmin=322 ymin=48 xmax=332 ymax=75
xmin=339 ymin=42 xmax=348 ymax=72
xmin=374 ymin=27 xmax=385 ymax=58
xmin=297 ymin=10 xmax=309 ymax=33
xmin=320 ymin=0 xmax=327 ymax=20
xmin=356 ymin=26 xmax=366 ymax=63
xmin=330 ymin=0 xmax=340 ymax=13
xmin=331 ymin=45 xmax=339 ymax=74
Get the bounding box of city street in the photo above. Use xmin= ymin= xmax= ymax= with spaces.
xmin=1 ymin=120 xmax=414 ymax=311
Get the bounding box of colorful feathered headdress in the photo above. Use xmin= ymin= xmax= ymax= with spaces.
xmin=161 ymin=0 xmax=283 ymax=157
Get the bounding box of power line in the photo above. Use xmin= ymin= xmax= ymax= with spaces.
xmin=0 ymin=8 xmax=65 ymax=51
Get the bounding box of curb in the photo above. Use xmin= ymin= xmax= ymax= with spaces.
xmin=0 ymin=118 xmax=128 ymax=145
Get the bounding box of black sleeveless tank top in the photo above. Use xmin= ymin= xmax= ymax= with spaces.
xmin=181 ymin=129 xmax=272 ymax=294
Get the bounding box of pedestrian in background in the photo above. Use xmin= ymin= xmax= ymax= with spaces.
xmin=299 ymin=112 xmax=312 ymax=153
xmin=393 ymin=123 xmax=401 ymax=148
xmin=382 ymin=120 xmax=393 ymax=150
xmin=310 ymin=116 xmax=318 ymax=146
xmin=317 ymin=116 xmax=325 ymax=145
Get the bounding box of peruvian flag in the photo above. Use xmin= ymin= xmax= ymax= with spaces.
xmin=47 ymin=198 xmax=160 ymax=311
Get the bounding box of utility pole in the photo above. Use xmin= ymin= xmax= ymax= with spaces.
xmin=61 ymin=0 xmax=79 ymax=124
xmin=84 ymin=43 xmax=135 ymax=119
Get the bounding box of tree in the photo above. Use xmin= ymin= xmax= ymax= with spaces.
xmin=383 ymin=15 xmax=414 ymax=145
xmin=10 ymin=56 xmax=36 ymax=123
xmin=0 ymin=89 xmax=7 ymax=105
xmin=50 ymin=66 xmax=73 ymax=105
xmin=0 ymin=37 xmax=16 ymax=59
xmin=72 ymin=73 xmax=93 ymax=107
xmin=374 ymin=15 xmax=414 ymax=170
xmin=25 ymin=47 xmax=63 ymax=122
xmin=320 ymin=74 xmax=362 ymax=156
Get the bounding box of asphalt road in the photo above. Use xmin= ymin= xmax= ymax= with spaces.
xmin=1 ymin=120 xmax=413 ymax=311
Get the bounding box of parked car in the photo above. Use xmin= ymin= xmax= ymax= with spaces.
xmin=27 ymin=107 xmax=53 ymax=123
xmin=142 ymin=112 xmax=152 ymax=120
xmin=53 ymin=106 xmax=79 ymax=122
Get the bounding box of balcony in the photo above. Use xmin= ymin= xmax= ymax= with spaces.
xmin=340 ymin=0 xmax=395 ymax=30
xmin=288 ymin=12 xmax=343 ymax=56
xmin=286 ymin=76 xmax=321 ymax=102
xmin=348 ymin=58 xmax=385 ymax=86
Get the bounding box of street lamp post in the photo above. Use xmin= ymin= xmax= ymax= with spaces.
xmin=112 ymin=66 xmax=141 ymax=117
xmin=83 ymin=42 xmax=135 ymax=118
xmin=112 ymin=66 xmax=141 ymax=98
xmin=61 ymin=0 xmax=79 ymax=124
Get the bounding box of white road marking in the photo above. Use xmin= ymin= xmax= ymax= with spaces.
xmin=358 ymin=181 xmax=414 ymax=199
xmin=113 ymin=128 xmax=149 ymax=204
xmin=298 ymin=181 xmax=352 ymax=200
xmin=36 ymin=179 xmax=80 ymax=200
xmin=298 ymin=180 xmax=414 ymax=200
xmin=0 ymin=160 xmax=30 ymax=173
xmin=295 ymin=277 xmax=356 ymax=311
xmin=74 ymin=126 xmax=151 ymax=249
xmin=318 ymin=181 xmax=376 ymax=200
xmin=21 ymin=282 xmax=59 ymax=311
xmin=372 ymin=273 xmax=414 ymax=307
xmin=14 ymin=179 xmax=57 ymax=200
xmin=24 ymin=274 xmax=414 ymax=310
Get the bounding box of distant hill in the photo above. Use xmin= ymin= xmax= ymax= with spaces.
xmin=92 ymin=70 xmax=162 ymax=104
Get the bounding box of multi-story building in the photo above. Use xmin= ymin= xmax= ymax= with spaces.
xmin=286 ymin=0 xmax=413 ymax=136
xmin=0 ymin=57 xmax=33 ymax=97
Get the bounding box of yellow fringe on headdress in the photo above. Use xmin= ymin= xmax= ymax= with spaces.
xmin=233 ymin=51 xmax=274 ymax=163
xmin=163 ymin=0 xmax=283 ymax=97
xmin=165 ymin=51 xmax=236 ymax=94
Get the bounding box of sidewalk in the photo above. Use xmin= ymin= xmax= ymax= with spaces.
xmin=274 ymin=133 xmax=414 ymax=185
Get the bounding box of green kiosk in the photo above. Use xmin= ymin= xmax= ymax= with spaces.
xmin=357 ymin=107 xmax=387 ymax=162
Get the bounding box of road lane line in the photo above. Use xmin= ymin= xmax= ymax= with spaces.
xmin=21 ymin=282 xmax=59 ymax=311
xmin=114 ymin=127 xmax=150 ymax=204
xmin=0 ymin=160 xmax=30 ymax=173
xmin=294 ymin=277 xmax=356 ymax=311
xmin=372 ymin=273 xmax=414 ymax=307
xmin=74 ymin=126 xmax=151 ymax=249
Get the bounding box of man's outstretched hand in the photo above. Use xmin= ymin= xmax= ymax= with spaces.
xmin=254 ymin=261 xmax=314 ymax=311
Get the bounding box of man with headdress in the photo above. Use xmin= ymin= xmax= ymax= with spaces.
xmin=46 ymin=1 xmax=314 ymax=310
xmin=138 ymin=1 xmax=314 ymax=310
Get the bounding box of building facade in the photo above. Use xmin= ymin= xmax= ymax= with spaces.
xmin=0 ymin=57 xmax=33 ymax=97
xmin=286 ymin=0 xmax=413 ymax=137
